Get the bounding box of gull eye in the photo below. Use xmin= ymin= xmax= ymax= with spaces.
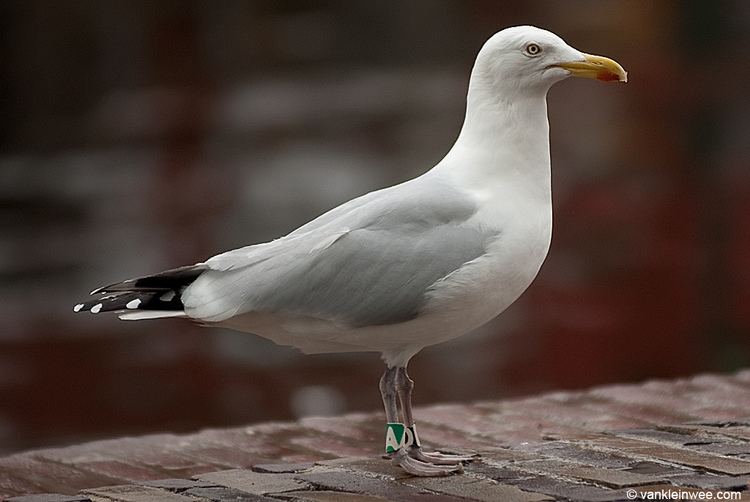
xmin=524 ymin=43 xmax=542 ymax=57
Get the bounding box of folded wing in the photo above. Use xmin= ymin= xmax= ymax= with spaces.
xmin=183 ymin=178 xmax=496 ymax=327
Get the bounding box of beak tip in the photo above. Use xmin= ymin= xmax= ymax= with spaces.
xmin=613 ymin=69 xmax=628 ymax=83
xmin=607 ymin=72 xmax=627 ymax=83
xmin=557 ymin=54 xmax=628 ymax=84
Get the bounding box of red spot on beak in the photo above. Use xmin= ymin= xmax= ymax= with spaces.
xmin=597 ymin=70 xmax=621 ymax=82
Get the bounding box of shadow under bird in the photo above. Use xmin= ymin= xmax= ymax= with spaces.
xmin=74 ymin=26 xmax=626 ymax=476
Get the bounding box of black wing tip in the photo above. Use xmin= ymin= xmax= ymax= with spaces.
xmin=90 ymin=279 xmax=137 ymax=295
xmin=74 ymin=290 xmax=185 ymax=314
xmin=89 ymin=264 xmax=207 ymax=295
xmin=72 ymin=300 xmax=108 ymax=314
xmin=78 ymin=263 xmax=207 ymax=313
xmin=73 ymin=293 xmax=144 ymax=314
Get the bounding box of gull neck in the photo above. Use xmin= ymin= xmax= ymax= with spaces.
xmin=432 ymin=70 xmax=553 ymax=203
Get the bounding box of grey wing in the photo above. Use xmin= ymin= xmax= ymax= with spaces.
xmin=183 ymin=178 xmax=494 ymax=326
xmin=264 ymin=224 xmax=489 ymax=326
xmin=204 ymin=182 xmax=400 ymax=272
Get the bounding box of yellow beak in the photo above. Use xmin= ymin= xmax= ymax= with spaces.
xmin=556 ymin=53 xmax=627 ymax=82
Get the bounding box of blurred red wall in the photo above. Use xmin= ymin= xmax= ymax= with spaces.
xmin=0 ymin=0 xmax=748 ymax=453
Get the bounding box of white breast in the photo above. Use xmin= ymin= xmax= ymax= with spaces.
xmin=418 ymin=193 xmax=552 ymax=341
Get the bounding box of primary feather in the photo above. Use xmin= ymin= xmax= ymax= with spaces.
xmin=75 ymin=265 xmax=206 ymax=316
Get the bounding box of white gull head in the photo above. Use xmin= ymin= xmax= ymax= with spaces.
xmin=440 ymin=25 xmax=626 ymax=191
xmin=472 ymin=25 xmax=627 ymax=99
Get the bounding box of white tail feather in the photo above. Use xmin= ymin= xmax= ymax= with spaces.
xmin=119 ymin=311 xmax=187 ymax=321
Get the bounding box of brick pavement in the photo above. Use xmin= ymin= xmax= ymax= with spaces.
xmin=3 ymin=370 xmax=750 ymax=501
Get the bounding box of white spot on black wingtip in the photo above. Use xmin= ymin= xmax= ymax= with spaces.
xmin=126 ymin=298 xmax=141 ymax=309
xmin=90 ymin=303 xmax=103 ymax=314
xmin=159 ymin=291 xmax=176 ymax=302
xmin=73 ymin=304 xmax=84 ymax=312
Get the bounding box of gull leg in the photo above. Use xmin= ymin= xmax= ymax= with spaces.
xmin=395 ymin=367 xmax=476 ymax=466
xmin=379 ymin=366 xmax=400 ymax=423
xmin=380 ymin=365 xmax=460 ymax=476
xmin=379 ymin=366 xmax=400 ymax=459
xmin=380 ymin=366 xmax=413 ymax=459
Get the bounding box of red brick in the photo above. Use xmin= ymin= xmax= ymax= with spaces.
xmin=295 ymin=470 xmax=466 ymax=502
xmin=195 ymin=469 xmax=308 ymax=495
xmin=6 ymin=496 xmax=91 ymax=502
xmin=405 ymin=475 xmax=554 ymax=502
xmin=81 ymin=485 xmax=195 ymax=502
xmin=0 ymin=456 xmax=118 ymax=499
xmin=582 ymin=435 xmax=750 ymax=475
xmin=510 ymin=459 xmax=662 ymax=488
xmin=281 ymin=490 xmax=390 ymax=502
xmin=252 ymin=463 xmax=315 ymax=474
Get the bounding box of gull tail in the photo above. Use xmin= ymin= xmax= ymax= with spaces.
xmin=73 ymin=264 xmax=207 ymax=320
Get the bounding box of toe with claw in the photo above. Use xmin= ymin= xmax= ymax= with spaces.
xmin=391 ymin=447 xmax=463 ymax=477
xmin=408 ymin=446 xmax=477 ymax=465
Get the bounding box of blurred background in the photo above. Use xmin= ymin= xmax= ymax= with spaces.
xmin=1 ymin=0 xmax=749 ymax=455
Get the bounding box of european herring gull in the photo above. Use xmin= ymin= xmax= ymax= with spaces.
xmin=75 ymin=25 xmax=626 ymax=476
